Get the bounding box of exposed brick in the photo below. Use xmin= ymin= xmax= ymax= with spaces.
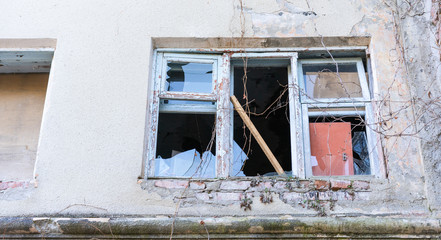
xmin=352 ymin=181 xmax=370 ymax=191
xmin=0 ymin=181 xmax=29 ymax=191
xmin=299 ymin=180 xmax=310 ymax=188
xmin=280 ymin=180 xmax=310 ymax=190
xmin=355 ymin=191 xmax=370 ymax=200
xmin=190 ymin=181 xmax=206 ymax=190
xmin=330 ymin=180 xmax=352 ymax=191
xmin=220 ymin=181 xmax=250 ymax=190
xmin=334 ymin=191 xmax=355 ymax=201
xmin=273 ymin=181 xmax=288 ymax=189
xmin=154 ymin=180 xmax=188 ymax=189
xmin=318 ymin=191 xmax=335 ymax=201
xmin=282 ymin=192 xmax=302 ymax=202
xmin=257 ymin=182 xmax=273 ymax=189
xmin=205 ymin=181 xmax=221 ymax=190
xmin=195 ymin=193 xmax=211 ymax=201
xmin=313 ymin=180 xmax=329 ymax=191
xmin=214 ymin=192 xmax=242 ymax=201
xmin=304 ymin=191 xmax=319 ymax=200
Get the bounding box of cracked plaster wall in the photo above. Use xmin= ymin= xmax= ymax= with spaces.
xmin=0 ymin=0 xmax=437 ymax=220
xmin=396 ymin=0 xmax=441 ymax=216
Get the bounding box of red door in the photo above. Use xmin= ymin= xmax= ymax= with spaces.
xmin=309 ymin=122 xmax=354 ymax=176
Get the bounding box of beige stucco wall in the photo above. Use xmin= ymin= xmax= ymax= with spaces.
xmin=0 ymin=0 xmax=436 ymax=220
xmin=0 ymin=73 xmax=48 ymax=180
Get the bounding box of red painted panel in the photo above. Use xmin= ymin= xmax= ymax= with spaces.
xmin=309 ymin=122 xmax=354 ymax=176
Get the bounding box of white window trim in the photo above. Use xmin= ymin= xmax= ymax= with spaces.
xmin=144 ymin=48 xmax=384 ymax=179
xmin=298 ymin=58 xmax=370 ymax=103
xmin=298 ymin=58 xmax=383 ymax=178
xmin=229 ymin=52 xmax=304 ymax=178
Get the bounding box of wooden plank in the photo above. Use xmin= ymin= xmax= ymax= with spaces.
xmin=230 ymin=95 xmax=285 ymax=176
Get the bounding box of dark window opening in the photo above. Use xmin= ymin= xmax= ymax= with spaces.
xmin=155 ymin=113 xmax=216 ymax=177
xmin=233 ymin=66 xmax=292 ymax=176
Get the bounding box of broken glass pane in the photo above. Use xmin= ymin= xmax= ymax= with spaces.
xmin=155 ymin=113 xmax=216 ymax=178
xmin=230 ymin=141 xmax=247 ymax=177
xmin=233 ymin=66 xmax=292 ymax=176
xmin=352 ymin=131 xmax=370 ymax=175
xmin=302 ymin=63 xmax=362 ymax=99
xmin=166 ymin=62 xmax=212 ymax=93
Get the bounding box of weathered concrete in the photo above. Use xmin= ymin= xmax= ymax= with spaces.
xmin=1 ymin=216 xmax=441 ymax=239
xmin=396 ymin=0 xmax=441 ymax=216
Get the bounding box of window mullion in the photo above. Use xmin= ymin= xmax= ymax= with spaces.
xmin=289 ymin=54 xmax=305 ymax=178
xmin=365 ymin=102 xmax=385 ymax=178
xmin=216 ymin=54 xmax=231 ymax=178
xmin=146 ymin=52 xmax=163 ymax=178
xmin=357 ymin=60 xmax=371 ymax=100
xmin=301 ymin=104 xmax=313 ymax=178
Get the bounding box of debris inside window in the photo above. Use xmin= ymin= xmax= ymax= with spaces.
xmin=233 ymin=66 xmax=292 ymax=176
xmin=309 ymin=116 xmax=370 ymax=176
xmin=231 ymin=141 xmax=247 ymax=177
xmin=155 ymin=113 xmax=216 ymax=177
xmin=166 ymin=62 xmax=213 ymax=93
xmin=302 ymin=63 xmax=362 ymax=99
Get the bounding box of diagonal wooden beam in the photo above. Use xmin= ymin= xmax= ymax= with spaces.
xmin=230 ymin=95 xmax=285 ymax=176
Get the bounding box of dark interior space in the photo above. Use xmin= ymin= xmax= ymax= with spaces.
xmin=156 ymin=113 xmax=216 ymax=159
xmin=234 ymin=66 xmax=292 ymax=176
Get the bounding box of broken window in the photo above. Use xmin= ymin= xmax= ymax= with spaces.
xmin=155 ymin=113 xmax=216 ymax=178
xmin=299 ymin=58 xmax=375 ymax=177
xmin=233 ymin=65 xmax=292 ymax=176
xmin=146 ymin=51 xmax=379 ymax=179
xmin=0 ymin=51 xmax=53 ymax=180
xmin=146 ymin=53 xmax=220 ymax=178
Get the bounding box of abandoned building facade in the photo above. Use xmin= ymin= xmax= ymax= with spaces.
xmin=1 ymin=0 xmax=441 ymax=239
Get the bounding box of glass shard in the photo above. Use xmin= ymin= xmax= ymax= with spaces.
xmin=166 ymin=62 xmax=213 ymax=93
xmin=155 ymin=113 xmax=216 ymax=178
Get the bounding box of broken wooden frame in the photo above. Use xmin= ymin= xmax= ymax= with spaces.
xmin=298 ymin=58 xmax=384 ymax=178
xmin=144 ymin=48 xmax=385 ymax=179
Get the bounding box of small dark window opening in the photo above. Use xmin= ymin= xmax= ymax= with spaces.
xmin=155 ymin=113 xmax=216 ymax=177
xmin=234 ymin=66 xmax=292 ymax=176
